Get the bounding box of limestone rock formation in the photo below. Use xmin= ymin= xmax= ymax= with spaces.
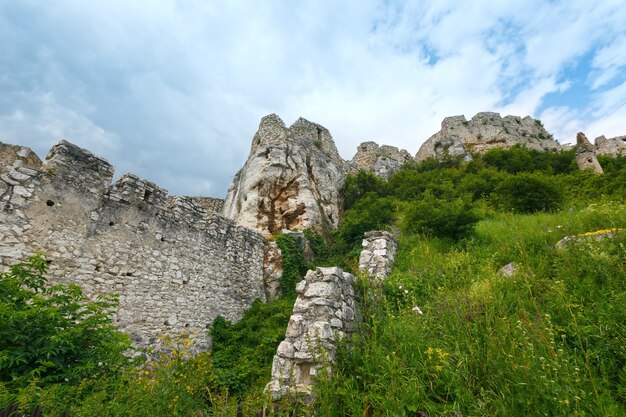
xmin=351 ymin=141 xmax=413 ymax=180
xmin=358 ymin=230 xmax=397 ymax=280
xmin=595 ymin=135 xmax=626 ymax=157
xmin=415 ymin=112 xmax=561 ymax=162
xmin=575 ymin=132 xmax=603 ymax=174
xmin=222 ymin=115 xmax=347 ymax=237
xmin=265 ymin=267 xmax=357 ymax=400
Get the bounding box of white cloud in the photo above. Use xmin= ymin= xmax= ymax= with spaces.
xmin=0 ymin=0 xmax=625 ymax=195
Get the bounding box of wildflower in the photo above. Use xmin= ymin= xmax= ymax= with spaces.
xmin=412 ymin=306 xmax=423 ymax=315
xmin=398 ymin=285 xmax=403 ymax=289
xmin=404 ymin=289 xmax=409 ymax=294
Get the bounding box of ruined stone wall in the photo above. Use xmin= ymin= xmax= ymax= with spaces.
xmin=358 ymin=230 xmax=397 ymax=281
xmin=265 ymin=267 xmax=357 ymax=400
xmin=0 ymin=140 xmax=266 ymax=350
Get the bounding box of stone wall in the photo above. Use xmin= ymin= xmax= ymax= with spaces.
xmin=0 ymin=140 xmax=267 ymax=351
xmin=265 ymin=267 xmax=357 ymax=400
xmin=358 ymin=230 xmax=397 ymax=281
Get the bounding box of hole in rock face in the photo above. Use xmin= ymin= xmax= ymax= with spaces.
xmin=143 ymin=189 xmax=152 ymax=201
xmin=109 ymin=221 xmax=115 ymax=226
xmin=46 ymin=200 xmax=55 ymax=207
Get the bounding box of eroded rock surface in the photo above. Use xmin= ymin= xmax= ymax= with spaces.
xmin=358 ymin=230 xmax=397 ymax=281
xmin=265 ymin=267 xmax=357 ymax=400
xmin=351 ymin=141 xmax=413 ymax=180
xmin=575 ymin=132 xmax=603 ymax=174
xmin=595 ymin=135 xmax=626 ymax=157
xmin=415 ymin=112 xmax=561 ymax=162
xmin=222 ymin=115 xmax=347 ymax=237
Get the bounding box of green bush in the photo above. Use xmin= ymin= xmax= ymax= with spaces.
xmin=209 ymin=298 xmax=292 ymax=397
xmin=400 ymin=192 xmax=480 ymax=240
xmin=0 ymin=254 xmax=133 ymax=389
xmin=341 ymin=170 xmax=388 ymax=210
xmin=336 ymin=193 xmax=396 ymax=254
xmin=495 ymin=173 xmax=563 ymax=213
xmin=274 ymin=234 xmax=310 ymax=299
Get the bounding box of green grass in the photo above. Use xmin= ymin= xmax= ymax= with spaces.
xmin=315 ymin=205 xmax=626 ymax=416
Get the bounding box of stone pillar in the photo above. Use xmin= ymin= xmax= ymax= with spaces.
xmin=576 ymin=132 xmax=603 ymax=174
xmin=358 ymin=230 xmax=397 ymax=281
xmin=265 ymin=267 xmax=357 ymax=400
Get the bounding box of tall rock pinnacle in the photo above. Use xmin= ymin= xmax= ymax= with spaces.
xmin=222 ymin=114 xmax=347 ymax=237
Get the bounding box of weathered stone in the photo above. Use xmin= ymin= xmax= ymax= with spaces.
xmin=556 ymin=229 xmax=624 ymax=249
xmin=498 ymin=262 xmax=519 ymax=277
xmin=351 ymin=141 xmax=413 ymax=180
xmin=222 ymin=114 xmax=347 ymax=237
xmin=575 ymin=132 xmax=603 ymax=174
xmin=416 ymin=113 xmax=561 ymax=162
xmin=358 ymin=230 xmax=397 ymax=281
xmin=265 ymin=267 xmax=357 ymax=400
xmin=263 ymin=241 xmax=283 ymax=301
xmin=0 ymin=139 xmax=268 ymax=351
xmin=595 ymin=135 xmax=626 ymax=157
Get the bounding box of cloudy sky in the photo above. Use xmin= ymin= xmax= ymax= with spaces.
xmin=1 ymin=1 xmax=625 ymax=197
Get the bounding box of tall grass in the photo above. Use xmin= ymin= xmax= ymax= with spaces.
xmin=315 ymin=204 xmax=626 ymax=416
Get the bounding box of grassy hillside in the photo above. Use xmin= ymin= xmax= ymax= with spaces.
xmin=2 ymin=147 xmax=625 ymax=416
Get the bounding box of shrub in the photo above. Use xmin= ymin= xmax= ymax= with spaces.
xmin=336 ymin=194 xmax=396 ymax=253
xmin=400 ymin=192 xmax=480 ymax=240
xmin=341 ymin=170 xmax=388 ymax=210
xmin=0 ymin=254 xmax=133 ymax=389
xmin=275 ymin=233 xmax=310 ymax=299
xmin=209 ymin=298 xmax=292 ymax=397
xmin=495 ymin=173 xmax=563 ymax=213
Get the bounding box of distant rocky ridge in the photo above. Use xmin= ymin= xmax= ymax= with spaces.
xmin=415 ymin=112 xmax=562 ymax=162
xmin=595 ymin=134 xmax=626 ymax=157
xmin=350 ymin=141 xmax=413 ymax=180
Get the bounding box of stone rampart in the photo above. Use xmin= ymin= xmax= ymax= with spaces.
xmin=0 ymin=140 xmax=267 ymax=351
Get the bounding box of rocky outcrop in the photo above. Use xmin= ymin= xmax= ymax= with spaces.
xmin=358 ymin=230 xmax=397 ymax=281
xmin=222 ymin=115 xmax=347 ymax=237
xmin=351 ymin=142 xmax=413 ymax=180
xmin=265 ymin=267 xmax=357 ymax=400
xmin=415 ymin=112 xmax=561 ymax=162
xmin=575 ymin=132 xmax=603 ymax=174
xmin=1 ymin=140 xmax=267 ymax=351
xmin=595 ymin=135 xmax=626 ymax=157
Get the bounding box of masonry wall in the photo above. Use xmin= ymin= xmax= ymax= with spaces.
xmin=0 ymin=140 xmax=266 ymax=350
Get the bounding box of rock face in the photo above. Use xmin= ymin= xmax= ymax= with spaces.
xmin=222 ymin=115 xmax=347 ymax=237
xmin=0 ymin=140 xmax=267 ymax=351
xmin=415 ymin=112 xmax=561 ymax=162
xmin=595 ymin=135 xmax=626 ymax=157
xmin=351 ymin=141 xmax=413 ymax=180
xmin=575 ymin=132 xmax=603 ymax=174
xmin=265 ymin=267 xmax=357 ymax=400
xmin=358 ymin=230 xmax=397 ymax=281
